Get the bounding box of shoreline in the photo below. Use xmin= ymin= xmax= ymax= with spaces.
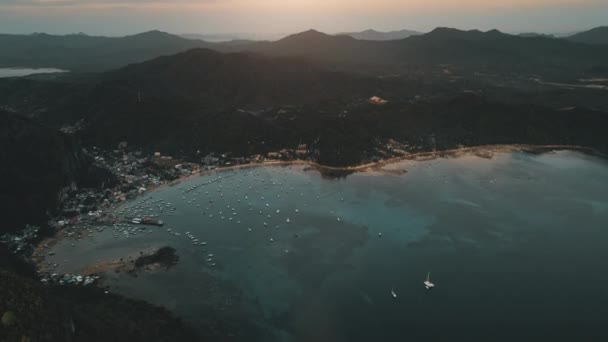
xmin=122 ymin=144 xmax=603 ymax=211
xmin=305 ymin=144 xmax=604 ymax=176
xmin=168 ymin=144 xmax=604 ymax=183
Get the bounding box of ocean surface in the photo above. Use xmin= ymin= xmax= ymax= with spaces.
xmin=0 ymin=67 xmax=67 ymax=78
xmin=46 ymin=150 xmax=608 ymax=341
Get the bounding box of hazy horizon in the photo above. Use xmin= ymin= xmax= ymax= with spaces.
xmin=0 ymin=0 xmax=606 ymax=38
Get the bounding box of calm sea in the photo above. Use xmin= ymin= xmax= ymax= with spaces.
xmin=47 ymin=150 xmax=608 ymax=341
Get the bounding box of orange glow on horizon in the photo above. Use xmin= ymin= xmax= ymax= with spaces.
xmin=2 ymin=0 xmax=606 ymax=36
xmin=3 ymin=0 xmax=607 ymax=13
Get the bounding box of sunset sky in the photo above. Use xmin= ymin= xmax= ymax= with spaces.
xmin=1 ymin=0 xmax=606 ymax=37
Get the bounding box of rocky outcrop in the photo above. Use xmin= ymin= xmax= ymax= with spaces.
xmin=134 ymin=246 xmax=179 ymax=271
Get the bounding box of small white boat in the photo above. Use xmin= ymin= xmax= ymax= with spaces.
xmin=424 ymin=272 xmax=435 ymax=289
xmin=391 ymin=288 xmax=397 ymax=298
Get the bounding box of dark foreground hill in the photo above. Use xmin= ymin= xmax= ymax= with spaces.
xmin=1 ymin=48 xmax=607 ymax=167
xmin=0 ymin=268 xmax=199 ymax=342
xmin=33 ymin=48 xmax=392 ymax=153
xmin=0 ymin=110 xmax=114 ymax=234
xmin=99 ymin=48 xmax=375 ymax=107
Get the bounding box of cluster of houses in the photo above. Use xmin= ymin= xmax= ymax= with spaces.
xmin=266 ymin=144 xmax=309 ymax=160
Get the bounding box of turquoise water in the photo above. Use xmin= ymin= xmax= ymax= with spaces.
xmin=47 ymin=150 xmax=608 ymax=341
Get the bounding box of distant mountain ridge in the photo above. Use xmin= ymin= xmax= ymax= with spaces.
xmin=0 ymin=30 xmax=196 ymax=71
xmin=0 ymin=30 xmax=228 ymax=71
xmin=336 ymin=29 xmax=422 ymax=41
xmin=250 ymin=27 xmax=608 ymax=70
xmin=567 ymin=26 xmax=608 ymax=45
xmin=2 ymin=27 xmax=608 ymax=73
xmin=250 ymin=29 xmax=387 ymax=64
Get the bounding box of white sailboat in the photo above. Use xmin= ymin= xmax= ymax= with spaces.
xmin=391 ymin=287 xmax=397 ymax=298
xmin=424 ymin=272 xmax=435 ymax=289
